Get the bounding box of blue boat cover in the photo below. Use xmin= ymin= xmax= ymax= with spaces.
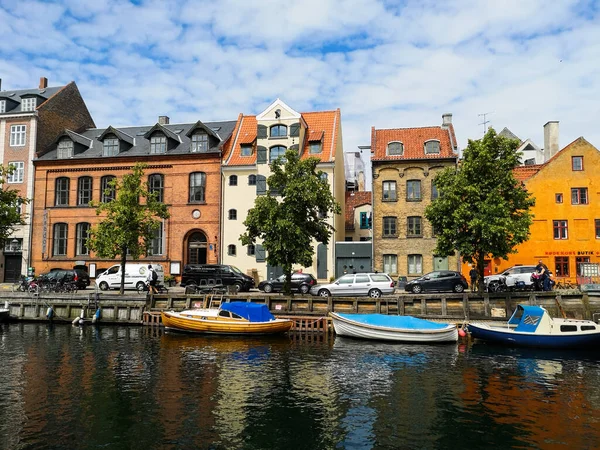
xmin=337 ymin=313 xmax=451 ymax=330
xmin=221 ymin=302 xmax=275 ymax=322
xmin=508 ymin=305 xmax=544 ymax=333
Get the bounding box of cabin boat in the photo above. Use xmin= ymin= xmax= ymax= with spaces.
xmin=467 ymin=304 xmax=600 ymax=349
xmin=161 ymin=302 xmax=293 ymax=335
xmin=329 ymin=312 xmax=458 ymax=343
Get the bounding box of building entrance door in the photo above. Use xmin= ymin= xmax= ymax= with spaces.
xmin=4 ymin=255 xmax=22 ymax=282
xmin=187 ymin=232 xmax=208 ymax=265
xmin=433 ymin=256 xmax=449 ymax=271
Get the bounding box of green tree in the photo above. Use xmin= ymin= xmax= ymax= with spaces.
xmin=0 ymin=164 xmax=29 ymax=246
xmin=240 ymin=149 xmax=341 ymax=294
xmin=424 ymin=128 xmax=535 ymax=292
xmin=87 ymin=163 xmax=170 ymax=294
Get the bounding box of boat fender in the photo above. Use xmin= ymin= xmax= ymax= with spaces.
xmin=72 ymin=316 xmax=81 ymax=325
xmin=458 ymin=328 xmax=467 ymax=338
xmin=4 ymin=301 xmax=8 ymax=309
xmin=46 ymin=307 xmax=54 ymax=320
xmin=92 ymin=309 xmax=101 ymax=324
xmin=80 ymin=307 xmax=86 ymax=319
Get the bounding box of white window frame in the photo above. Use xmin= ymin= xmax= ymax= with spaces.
xmin=76 ymin=222 xmax=90 ymax=256
xmin=0 ymin=100 xmax=6 ymax=113
xmin=383 ymin=254 xmax=397 ymax=274
xmin=21 ymin=97 xmax=36 ymax=111
xmin=149 ymin=222 xmax=164 ymax=256
xmin=57 ymin=139 xmax=74 ymax=158
xmin=10 ymin=125 xmax=27 ymax=147
xmin=408 ymin=254 xmax=423 ymax=275
xmin=7 ymin=161 xmax=24 ymax=183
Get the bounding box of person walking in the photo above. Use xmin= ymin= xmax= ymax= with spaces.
xmin=535 ymin=260 xmax=551 ymax=291
xmin=146 ymin=264 xmax=158 ymax=294
xmin=469 ymin=266 xmax=479 ymax=292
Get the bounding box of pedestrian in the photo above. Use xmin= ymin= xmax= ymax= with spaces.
xmin=469 ymin=265 xmax=478 ymax=292
xmin=535 ymin=259 xmax=551 ymax=291
xmin=146 ymin=264 xmax=158 ymax=294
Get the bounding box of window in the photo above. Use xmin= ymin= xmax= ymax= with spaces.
xmin=269 ymin=145 xmax=286 ymax=162
xmin=596 ymin=219 xmax=600 ymax=239
xmin=149 ymin=223 xmax=164 ymax=256
xmin=228 ymin=244 xmax=236 ymax=256
xmin=7 ymin=162 xmax=24 ymax=183
xmin=407 ymin=216 xmax=422 ymax=237
xmin=53 ymin=223 xmax=68 ymax=256
xmin=229 ymin=175 xmax=238 ymax=186
xmin=555 ymin=193 xmax=563 ymax=204
xmin=571 ymin=188 xmax=588 ymax=205
xmin=383 ymin=254 xmax=397 ymax=274
xmin=148 ymin=174 xmax=164 ymax=202
xmin=431 ymin=181 xmax=439 ymax=200
xmin=576 ymin=256 xmax=591 ymax=276
xmin=406 ymin=180 xmax=421 ymax=201
xmin=382 ymin=181 xmax=397 ymax=201
xmin=189 ymin=172 xmax=206 ymax=202
xmin=55 ymin=177 xmax=70 ymax=206
xmin=150 ymin=133 xmax=167 ymax=154
xmin=10 ymin=125 xmax=26 ymax=147
xmin=248 ymin=174 xmax=257 ymax=186
xmin=553 ymin=220 xmax=568 ymax=239
xmin=241 ymin=144 xmax=253 ymax=156
xmin=270 ymin=124 xmax=287 ymax=137
xmin=387 ymin=142 xmax=404 ymax=156
xmin=229 ymin=209 xmax=237 ymax=220
xmin=360 ymin=212 xmax=370 ymax=229
xmin=309 ymin=141 xmax=322 ymax=154
xmin=408 ymin=254 xmax=423 ymax=275
xmin=383 ymin=217 xmax=397 ymax=237
xmin=424 ymin=140 xmax=440 ymax=154
xmin=77 ymin=177 xmax=93 ymax=205
xmin=57 ymin=138 xmax=73 ymax=158
xmin=345 ymin=237 xmax=353 ymax=241
xmin=101 ymin=176 xmax=116 ymax=203
xmin=21 ymin=97 xmax=36 ymax=111
xmin=76 ymin=222 xmax=90 ymax=255
xmin=247 ymin=244 xmax=255 ymax=256
xmin=555 ymin=256 xmax=569 ymax=277
xmin=191 ymin=133 xmax=208 ymax=152
xmin=572 ymin=156 xmax=583 ymax=171
xmin=103 ymin=136 xmax=119 ymax=156
xmin=0 ymin=100 xmax=5 ymax=113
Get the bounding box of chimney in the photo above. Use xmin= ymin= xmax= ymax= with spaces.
xmin=441 ymin=113 xmax=453 ymax=128
xmin=158 ymin=116 xmax=169 ymax=125
xmin=39 ymin=77 xmax=48 ymax=89
xmin=543 ymin=121 xmax=559 ymax=162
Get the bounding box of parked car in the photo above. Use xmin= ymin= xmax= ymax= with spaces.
xmin=95 ymin=263 xmax=164 ymax=291
xmin=180 ymin=264 xmax=254 ymax=292
xmin=43 ymin=268 xmax=90 ymax=289
xmin=404 ymin=271 xmax=468 ymax=294
xmin=310 ymin=273 xmax=395 ymax=298
xmin=258 ymin=272 xmax=317 ymax=294
xmin=483 ymin=265 xmax=537 ymax=291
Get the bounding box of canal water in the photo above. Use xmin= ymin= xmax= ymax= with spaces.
xmin=1 ymin=323 xmax=599 ymax=450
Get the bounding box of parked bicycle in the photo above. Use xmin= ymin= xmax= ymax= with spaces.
xmin=555 ymin=279 xmax=579 ymax=290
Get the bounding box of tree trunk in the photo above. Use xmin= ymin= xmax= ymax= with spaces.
xmin=282 ymin=264 xmax=292 ymax=295
xmin=119 ymin=248 xmax=127 ymax=295
xmin=477 ymin=253 xmax=485 ymax=294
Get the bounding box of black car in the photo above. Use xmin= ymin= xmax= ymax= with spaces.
xmin=180 ymin=264 xmax=254 ymax=292
xmin=43 ymin=269 xmax=90 ymax=289
xmin=258 ymin=273 xmax=317 ymax=294
xmin=404 ymin=271 xmax=468 ymax=294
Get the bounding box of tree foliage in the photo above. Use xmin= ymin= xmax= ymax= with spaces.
xmin=240 ymin=149 xmax=341 ymax=294
xmin=87 ymin=163 xmax=170 ymax=294
xmin=0 ymin=164 xmax=29 ymax=246
xmin=424 ymin=128 xmax=535 ymax=292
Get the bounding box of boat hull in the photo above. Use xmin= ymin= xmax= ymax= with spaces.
xmin=467 ymin=323 xmax=600 ymax=349
xmin=161 ymin=311 xmax=293 ymax=335
xmin=0 ymin=308 xmax=9 ymax=323
xmin=330 ymin=313 xmax=458 ymax=343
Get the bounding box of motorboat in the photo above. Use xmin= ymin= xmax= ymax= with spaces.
xmin=161 ymin=301 xmax=293 ymax=335
xmin=467 ymin=304 xmax=600 ymax=349
xmin=329 ymin=312 xmax=458 ymax=343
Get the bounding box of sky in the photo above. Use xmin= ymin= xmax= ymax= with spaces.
xmin=1 ymin=0 xmax=599 ymax=189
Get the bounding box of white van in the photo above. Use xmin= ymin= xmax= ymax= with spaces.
xmin=95 ymin=263 xmax=164 ymax=291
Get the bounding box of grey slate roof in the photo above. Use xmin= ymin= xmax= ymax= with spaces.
xmin=498 ymin=127 xmax=521 ymax=141
xmin=36 ymin=120 xmax=238 ymax=161
xmin=0 ymin=86 xmax=64 ymax=114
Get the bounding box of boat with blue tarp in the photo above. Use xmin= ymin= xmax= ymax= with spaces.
xmin=467 ymin=304 xmax=600 ymax=349
xmin=329 ymin=312 xmax=458 ymax=343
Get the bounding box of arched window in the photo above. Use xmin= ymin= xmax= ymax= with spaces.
xmin=270 ymin=124 xmax=287 ymax=137
xmin=227 ymin=244 xmax=236 ymax=256
xmin=269 ymin=145 xmax=286 ymax=162
xmin=53 ymin=223 xmax=68 ymax=256
xmin=424 ymin=140 xmax=440 ymax=154
xmin=189 ymin=172 xmax=206 ymax=202
xmin=148 ymin=174 xmax=164 ymax=202
xmin=76 ymin=222 xmax=90 ymax=255
xmin=77 ymin=176 xmax=93 ymax=206
xmin=229 ymin=175 xmax=238 ymax=186
xmin=101 ymin=175 xmax=116 ymax=203
xmin=248 ymin=174 xmax=257 ymax=186
xmin=55 ymin=177 xmax=70 ymax=206
xmin=228 ymin=209 xmax=237 ymax=220
xmin=387 ymin=142 xmax=403 ymax=156
xmin=103 ymin=134 xmax=119 ymax=156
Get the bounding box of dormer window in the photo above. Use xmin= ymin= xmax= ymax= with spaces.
xmin=191 ymin=132 xmax=208 ymax=152
xmin=103 ymin=134 xmax=119 ymax=157
xmin=150 ymin=133 xmax=167 ymax=154
xmin=57 ymin=138 xmax=73 ymax=158
xmin=241 ymin=144 xmax=253 ymax=156
xmin=387 ymin=142 xmax=404 ymax=156
xmin=21 ymin=97 xmax=37 ymax=112
xmin=0 ymin=100 xmax=5 ymax=113
xmin=270 ymin=124 xmax=287 ymax=137
xmin=309 ymin=141 xmax=322 ymax=154
xmin=424 ymin=140 xmax=440 ymax=154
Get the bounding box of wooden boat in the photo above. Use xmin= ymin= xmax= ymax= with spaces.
xmin=161 ymin=301 xmax=293 ymax=335
xmin=329 ymin=312 xmax=458 ymax=343
xmin=467 ymin=304 xmax=600 ymax=349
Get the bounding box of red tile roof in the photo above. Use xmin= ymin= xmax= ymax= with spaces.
xmin=513 ymin=164 xmax=543 ymax=181
xmin=371 ymin=126 xmax=457 ymax=161
xmin=345 ymin=191 xmax=372 ymax=230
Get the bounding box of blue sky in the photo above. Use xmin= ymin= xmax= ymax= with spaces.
xmin=1 ymin=0 xmax=599 ymax=187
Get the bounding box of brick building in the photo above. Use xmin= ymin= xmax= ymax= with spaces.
xmin=370 ymin=114 xmax=459 ymax=279
xmin=0 ymin=77 xmax=94 ymax=281
xmin=30 ymin=116 xmax=236 ymax=281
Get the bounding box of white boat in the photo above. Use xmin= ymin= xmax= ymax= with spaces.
xmin=329 ymin=312 xmax=458 ymax=343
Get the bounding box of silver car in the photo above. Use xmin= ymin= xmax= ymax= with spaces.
xmin=310 ymin=273 xmax=395 ymax=298
xmin=484 ymin=265 xmax=537 ymax=290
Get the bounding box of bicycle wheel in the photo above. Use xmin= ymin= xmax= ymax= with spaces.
xmin=137 ymin=284 xmax=147 ymax=295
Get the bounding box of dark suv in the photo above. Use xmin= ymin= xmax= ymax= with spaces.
xmin=42 ymin=268 xmax=91 ymax=289
xmin=404 ymin=270 xmax=468 ymax=294
xmin=180 ymin=264 xmax=254 ymax=292
xmin=258 ymin=273 xmax=317 ymax=294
